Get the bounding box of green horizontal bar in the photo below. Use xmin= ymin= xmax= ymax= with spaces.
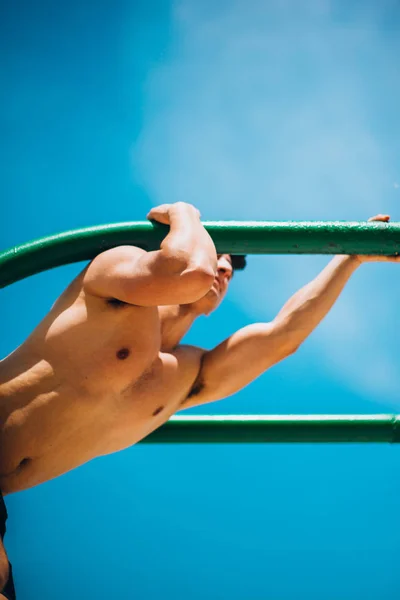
xmin=140 ymin=415 xmax=400 ymax=444
xmin=1 ymin=221 xmax=400 ymax=288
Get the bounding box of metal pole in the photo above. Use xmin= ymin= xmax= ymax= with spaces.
xmin=140 ymin=415 xmax=400 ymax=444
xmin=1 ymin=221 xmax=400 ymax=288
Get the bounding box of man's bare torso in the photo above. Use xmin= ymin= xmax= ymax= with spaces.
xmin=0 ymin=269 xmax=203 ymax=495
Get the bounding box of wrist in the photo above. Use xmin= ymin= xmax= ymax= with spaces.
xmin=352 ymin=255 xmax=364 ymax=266
xmin=336 ymin=254 xmax=363 ymax=265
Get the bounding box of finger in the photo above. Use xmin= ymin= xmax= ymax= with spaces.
xmin=367 ymin=214 xmax=390 ymax=222
xmin=376 ymin=254 xmax=400 ymax=262
xmin=147 ymin=214 xmax=170 ymax=225
xmin=147 ymin=212 xmax=166 ymax=223
xmin=147 ymin=207 xmax=170 ymax=222
xmin=147 ymin=204 xmax=170 ymax=216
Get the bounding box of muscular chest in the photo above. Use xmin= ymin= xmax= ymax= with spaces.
xmin=42 ymin=298 xmax=162 ymax=391
xmin=125 ymin=346 xmax=203 ymax=415
xmin=92 ymin=346 xmax=203 ymax=453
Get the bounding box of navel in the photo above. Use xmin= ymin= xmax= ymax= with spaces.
xmin=152 ymin=406 xmax=164 ymax=417
xmin=116 ymin=347 xmax=130 ymax=360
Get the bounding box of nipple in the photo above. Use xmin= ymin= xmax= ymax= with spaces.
xmin=116 ymin=348 xmax=130 ymax=360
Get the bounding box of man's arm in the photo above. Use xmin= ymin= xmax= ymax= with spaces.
xmin=83 ymin=202 xmax=217 ymax=306
xmin=183 ymin=215 xmax=400 ymax=408
xmin=182 ymin=251 xmax=382 ymax=409
xmin=183 ymin=213 xmax=399 ymax=409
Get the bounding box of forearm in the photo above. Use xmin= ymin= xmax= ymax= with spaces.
xmin=273 ymin=255 xmax=361 ymax=351
xmin=160 ymin=203 xmax=217 ymax=276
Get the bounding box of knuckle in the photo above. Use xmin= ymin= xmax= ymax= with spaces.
xmin=175 ymin=201 xmax=194 ymax=209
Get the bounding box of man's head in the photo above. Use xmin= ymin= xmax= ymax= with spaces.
xmin=188 ymin=253 xmax=247 ymax=315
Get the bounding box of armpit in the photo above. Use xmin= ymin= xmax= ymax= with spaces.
xmin=174 ymin=345 xmax=207 ymax=408
xmin=106 ymin=297 xmax=128 ymax=308
xmin=187 ymin=378 xmax=205 ymax=398
xmin=182 ymin=352 xmax=206 ymax=404
xmin=180 ymin=377 xmax=205 ymax=408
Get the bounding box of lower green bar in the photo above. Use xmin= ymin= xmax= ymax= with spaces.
xmin=140 ymin=415 xmax=400 ymax=444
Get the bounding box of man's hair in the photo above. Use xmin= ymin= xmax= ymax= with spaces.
xmin=230 ymin=255 xmax=247 ymax=271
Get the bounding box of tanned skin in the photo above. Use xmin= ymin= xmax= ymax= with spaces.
xmin=0 ymin=205 xmax=398 ymax=595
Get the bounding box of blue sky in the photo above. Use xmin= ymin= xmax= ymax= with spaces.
xmin=1 ymin=1 xmax=400 ymax=599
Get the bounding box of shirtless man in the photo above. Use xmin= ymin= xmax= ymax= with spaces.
xmin=0 ymin=203 xmax=398 ymax=598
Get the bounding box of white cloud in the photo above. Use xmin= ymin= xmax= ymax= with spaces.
xmin=132 ymin=0 xmax=400 ymax=404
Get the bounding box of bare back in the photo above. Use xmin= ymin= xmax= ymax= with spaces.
xmin=0 ymin=268 xmax=203 ymax=495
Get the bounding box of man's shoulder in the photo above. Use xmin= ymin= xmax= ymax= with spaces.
xmin=166 ymin=345 xmax=208 ymax=405
xmin=170 ymin=344 xmax=207 ymax=361
xmin=167 ymin=344 xmax=207 ymax=384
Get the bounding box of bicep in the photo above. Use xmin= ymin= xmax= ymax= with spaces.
xmin=83 ymin=246 xmax=213 ymax=306
xmin=181 ymin=322 xmax=296 ymax=409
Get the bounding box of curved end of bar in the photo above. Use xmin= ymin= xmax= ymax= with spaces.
xmin=391 ymin=415 xmax=400 ymax=443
